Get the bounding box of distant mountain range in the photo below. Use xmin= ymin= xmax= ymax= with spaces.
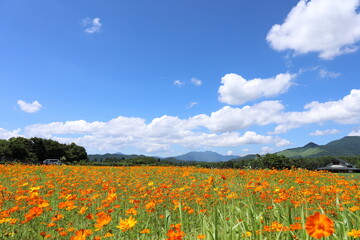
xmin=173 ymin=151 xmax=240 ymax=162
xmin=88 ymin=136 xmax=360 ymax=162
xmin=276 ymin=136 xmax=360 ymax=158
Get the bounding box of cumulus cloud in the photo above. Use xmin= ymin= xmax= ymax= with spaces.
xmin=198 ymin=101 xmax=284 ymax=132
xmin=226 ymin=150 xmax=234 ymax=156
xmin=267 ymin=0 xmax=360 ymax=59
xmin=191 ymin=77 xmax=202 ymax=86
xmin=17 ymin=100 xmax=42 ymax=113
xmin=310 ymin=129 xmax=341 ymax=136
xmin=275 ymin=138 xmax=291 ymax=147
xmin=274 ymin=89 xmax=360 ymax=133
xmin=82 ymin=17 xmax=102 ymax=34
xmin=261 ymin=146 xmax=275 ymax=154
xmin=7 ymin=89 xmax=360 ymax=154
xmin=349 ymin=129 xmax=360 ymax=136
xmin=20 ymin=112 xmax=287 ymax=154
xmin=173 ymin=80 xmax=185 ymax=87
xmin=218 ymin=73 xmax=295 ymax=105
xmin=0 ymin=128 xmax=21 ymax=139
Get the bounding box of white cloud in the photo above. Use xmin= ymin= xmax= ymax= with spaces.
xmin=349 ymin=129 xmax=360 ymax=136
xmin=319 ymin=69 xmax=341 ymax=79
xmin=82 ymin=17 xmax=102 ymax=34
xmin=17 ymin=100 xmax=42 ymax=113
xmin=267 ymin=0 xmax=360 ymax=59
xmin=310 ymin=129 xmax=341 ymax=136
xmin=275 ymin=138 xmax=291 ymax=147
xmin=7 ymin=89 xmax=360 ymax=154
xmin=200 ymin=101 xmax=284 ymax=132
xmin=226 ymin=150 xmax=234 ymax=156
xmin=173 ymin=80 xmax=185 ymax=87
xmin=261 ymin=146 xmax=275 ymax=154
xmin=274 ymin=89 xmax=360 ymax=133
xmin=20 ymin=112 xmax=288 ymax=154
xmin=242 ymin=148 xmax=250 ymax=152
xmin=0 ymin=128 xmax=21 ymax=139
xmin=191 ymin=77 xmax=202 ymax=86
xmin=186 ymin=102 xmax=198 ymax=109
xmin=218 ymin=73 xmax=295 ymax=105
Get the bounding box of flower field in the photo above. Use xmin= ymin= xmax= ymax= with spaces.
xmin=0 ymin=165 xmax=359 ymax=239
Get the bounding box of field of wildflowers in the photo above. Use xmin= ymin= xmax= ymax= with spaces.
xmin=0 ymin=164 xmax=359 ymax=239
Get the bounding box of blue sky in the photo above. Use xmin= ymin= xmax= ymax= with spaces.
xmin=1 ymin=0 xmax=360 ymax=157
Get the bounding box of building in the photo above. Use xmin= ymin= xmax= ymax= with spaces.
xmin=317 ymin=159 xmax=360 ymax=173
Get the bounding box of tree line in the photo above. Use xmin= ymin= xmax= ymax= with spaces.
xmin=85 ymin=153 xmax=360 ymax=169
xmin=2 ymin=137 xmax=360 ymax=169
xmin=0 ymin=137 xmax=87 ymax=164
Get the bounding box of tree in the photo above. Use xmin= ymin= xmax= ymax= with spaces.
xmin=0 ymin=139 xmax=12 ymax=161
xmin=257 ymin=154 xmax=291 ymax=169
xmin=65 ymin=143 xmax=88 ymax=163
xmin=43 ymin=139 xmax=67 ymax=160
xmin=8 ymin=137 xmax=33 ymax=162
xmin=30 ymin=137 xmax=46 ymax=163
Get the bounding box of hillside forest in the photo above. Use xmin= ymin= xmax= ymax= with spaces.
xmin=0 ymin=137 xmax=87 ymax=164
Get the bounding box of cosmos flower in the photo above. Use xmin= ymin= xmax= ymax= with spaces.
xmin=116 ymin=215 xmax=137 ymax=232
xmin=305 ymin=212 xmax=334 ymax=239
xmin=166 ymin=224 xmax=185 ymax=240
xmin=348 ymin=229 xmax=360 ymax=238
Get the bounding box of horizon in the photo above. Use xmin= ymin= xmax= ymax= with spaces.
xmin=88 ymin=135 xmax=358 ymax=158
xmin=1 ymin=0 xmax=360 ymax=158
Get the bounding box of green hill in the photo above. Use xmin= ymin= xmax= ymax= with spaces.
xmin=277 ymin=136 xmax=360 ymax=158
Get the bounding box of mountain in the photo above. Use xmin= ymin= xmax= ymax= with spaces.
xmin=88 ymin=153 xmax=146 ymax=161
xmin=173 ymin=151 xmax=239 ymax=162
xmin=276 ymin=136 xmax=360 ymax=158
xmin=88 ymin=136 xmax=360 ymax=163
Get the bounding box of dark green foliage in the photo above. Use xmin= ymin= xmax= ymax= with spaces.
xmin=0 ymin=137 xmax=88 ymax=164
xmin=0 ymin=139 xmax=11 ymax=161
xmin=66 ymin=143 xmax=87 ymax=162
xmin=85 ymin=156 xmax=160 ymax=166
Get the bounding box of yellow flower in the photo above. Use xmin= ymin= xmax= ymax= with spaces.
xmin=116 ymin=216 xmax=137 ymax=232
xmin=348 ymin=229 xmax=360 ymax=238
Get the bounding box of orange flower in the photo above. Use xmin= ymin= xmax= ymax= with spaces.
xmin=140 ymin=228 xmax=150 ymax=234
xmin=126 ymin=207 xmax=138 ymax=215
xmin=290 ymin=222 xmax=302 ymax=230
xmin=116 ymin=215 xmax=137 ymax=232
xmin=305 ymin=212 xmax=334 ymax=239
xmin=70 ymin=229 xmax=92 ymax=240
xmin=197 ymin=234 xmax=206 ymax=239
xmin=29 ymin=206 xmax=43 ymax=216
xmin=94 ymin=212 xmax=112 ymax=229
xmin=348 ymin=229 xmax=360 ymax=238
xmin=166 ymin=224 xmax=185 ymax=240
xmin=51 ymin=214 xmax=64 ymax=222
xmin=58 ymin=231 xmax=67 ymax=236
xmin=47 ymin=222 xmax=57 ymax=227
xmin=103 ymin=232 xmax=114 ymax=237
xmin=78 ymin=206 xmax=88 ymax=215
